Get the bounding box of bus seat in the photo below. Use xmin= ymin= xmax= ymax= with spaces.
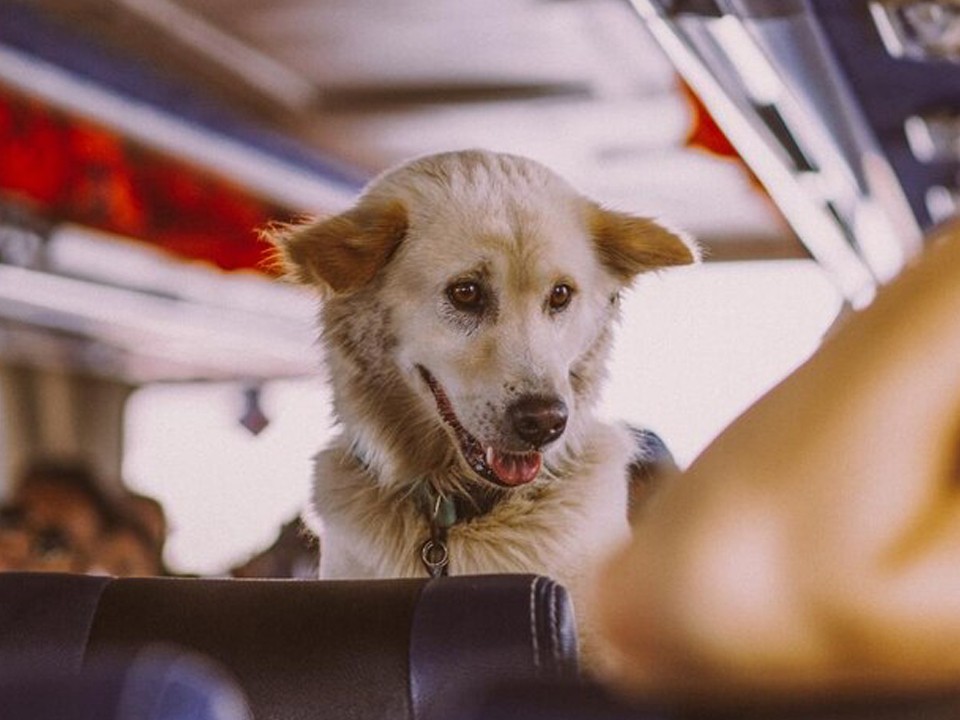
xmin=0 ymin=647 xmax=252 ymax=720
xmin=0 ymin=572 xmax=578 ymax=720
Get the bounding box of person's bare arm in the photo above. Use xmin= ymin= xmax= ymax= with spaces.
xmin=591 ymin=221 xmax=960 ymax=698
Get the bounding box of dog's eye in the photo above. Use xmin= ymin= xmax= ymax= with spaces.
xmin=447 ymin=281 xmax=485 ymax=312
xmin=549 ymin=283 xmax=574 ymax=312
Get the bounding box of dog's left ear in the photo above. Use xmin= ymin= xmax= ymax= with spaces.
xmin=589 ymin=204 xmax=698 ymax=283
xmin=266 ymin=200 xmax=408 ymax=295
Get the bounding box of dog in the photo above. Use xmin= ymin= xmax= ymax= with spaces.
xmin=268 ymin=150 xmax=695 ymax=625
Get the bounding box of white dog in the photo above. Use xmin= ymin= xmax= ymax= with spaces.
xmin=269 ymin=150 xmax=695 ymax=619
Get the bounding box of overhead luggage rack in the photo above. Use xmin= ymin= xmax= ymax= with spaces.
xmin=626 ymin=0 xmax=959 ymax=306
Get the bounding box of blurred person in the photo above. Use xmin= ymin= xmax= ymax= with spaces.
xmin=590 ymin=220 xmax=960 ymax=697
xmin=0 ymin=461 xmax=168 ymax=576
xmin=92 ymin=490 xmax=169 ymax=576
xmin=93 ymin=505 xmax=165 ymax=577
xmin=125 ymin=492 xmax=167 ymax=556
xmin=0 ymin=460 xmax=112 ymax=573
xmin=0 ymin=505 xmax=37 ymax=572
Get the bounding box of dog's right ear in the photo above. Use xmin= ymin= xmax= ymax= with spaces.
xmin=265 ymin=200 xmax=408 ymax=295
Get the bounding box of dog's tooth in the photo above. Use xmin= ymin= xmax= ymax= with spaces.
xmin=485 ymin=446 xmax=495 ymax=467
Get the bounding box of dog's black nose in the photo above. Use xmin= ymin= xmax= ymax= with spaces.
xmin=509 ymin=396 xmax=568 ymax=448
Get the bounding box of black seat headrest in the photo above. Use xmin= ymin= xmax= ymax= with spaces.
xmin=0 ymin=573 xmax=578 ymax=720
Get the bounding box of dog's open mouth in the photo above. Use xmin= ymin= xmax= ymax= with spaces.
xmin=417 ymin=365 xmax=541 ymax=487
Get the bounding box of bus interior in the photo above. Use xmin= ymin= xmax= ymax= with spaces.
xmin=1 ymin=1 xmax=959 ymax=718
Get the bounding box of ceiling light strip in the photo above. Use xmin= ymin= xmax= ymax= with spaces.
xmin=0 ymin=265 xmax=314 ymax=369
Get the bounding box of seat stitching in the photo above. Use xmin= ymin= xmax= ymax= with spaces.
xmin=529 ymin=575 xmax=540 ymax=674
xmin=550 ymin=582 xmax=560 ymax=670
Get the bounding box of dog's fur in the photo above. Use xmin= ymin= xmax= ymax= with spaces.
xmin=268 ymin=150 xmax=695 ymax=610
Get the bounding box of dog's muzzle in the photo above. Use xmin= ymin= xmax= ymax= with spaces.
xmin=416 ymin=365 xmax=561 ymax=487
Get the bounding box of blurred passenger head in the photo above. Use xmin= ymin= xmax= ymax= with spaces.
xmin=1 ymin=460 xmax=169 ymax=576
xmin=93 ymin=494 xmax=166 ymax=577
xmin=0 ymin=460 xmax=111 ymax=572
xmin=94 ymin=521 xmax=161 ymax=577
xmin=125 ymin=492 xmax=167 ymax=555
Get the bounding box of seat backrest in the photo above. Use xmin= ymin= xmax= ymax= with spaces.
xmin=0 ymin=648 xmax=253 ymax=720
xmin=0 ymin=572 xmax=578 ymax=720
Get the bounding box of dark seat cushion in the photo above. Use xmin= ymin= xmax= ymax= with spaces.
xmin=0 ymin=648 xmax=252 ymax=720
xmin=0 ymin=573 xmax=578 ymax=720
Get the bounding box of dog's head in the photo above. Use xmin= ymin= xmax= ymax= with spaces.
xmin=269 ymin=151 xmax=696 ymax=489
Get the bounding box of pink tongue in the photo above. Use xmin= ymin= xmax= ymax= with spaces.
xmin=489 ymin=449 xmax=542 ymax=486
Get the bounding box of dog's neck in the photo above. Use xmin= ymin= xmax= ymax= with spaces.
xmin=413 ymin=478 xmax=507 ymax=578
xmin=414 ymin=479 xmax=505 ymax=526
xmin=347 ymin=447 xmax=506 ymax=524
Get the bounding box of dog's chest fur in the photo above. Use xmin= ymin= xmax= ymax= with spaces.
xmin=309 ymin=421 xmax=633 ymax=589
